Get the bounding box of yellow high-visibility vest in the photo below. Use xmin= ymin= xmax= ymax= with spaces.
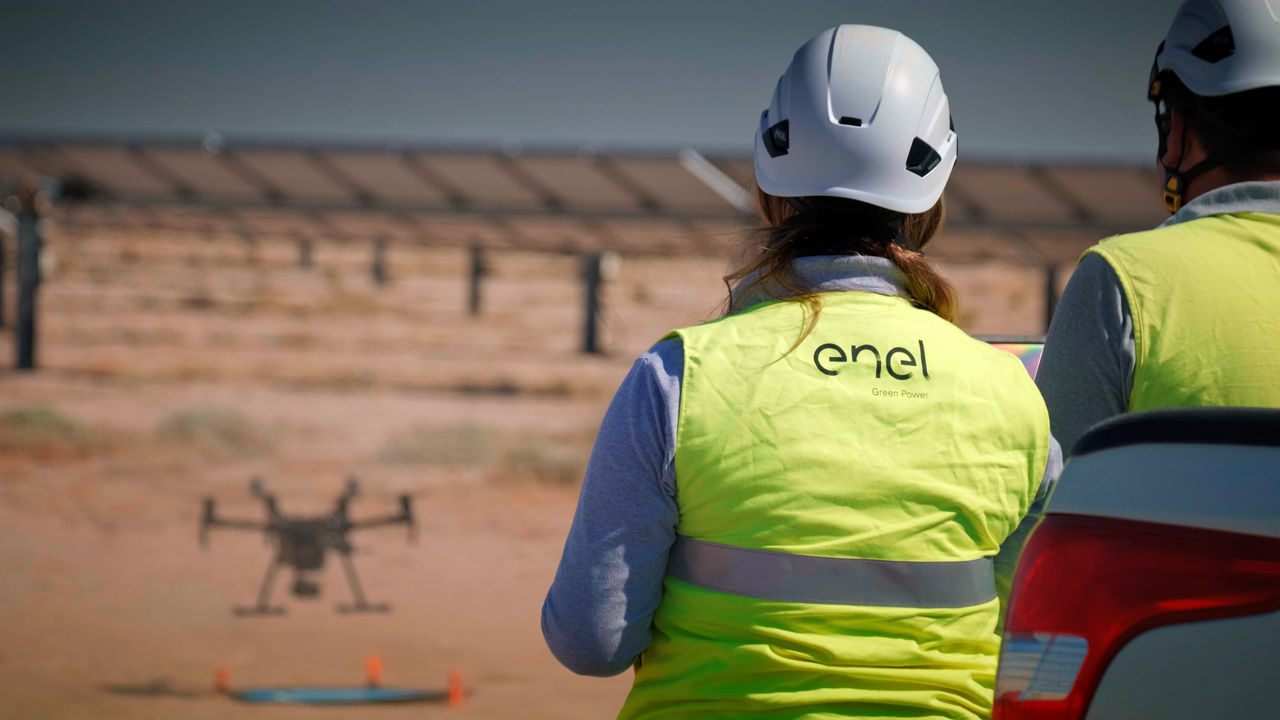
xmin=618 ymin=291 xmax=1049 ymax=720
xmin=1086 ymin=212 xmax=1280 ymax=411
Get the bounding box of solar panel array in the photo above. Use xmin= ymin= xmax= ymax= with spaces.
xmin=0 ymin=135 xmax=1168 ymax=264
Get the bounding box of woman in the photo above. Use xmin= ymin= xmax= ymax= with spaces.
xmin=543 ymin=25 xmax=1058 ymax=719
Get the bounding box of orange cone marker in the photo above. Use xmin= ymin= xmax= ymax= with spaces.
xmin=448 ymin=669 xmax=465 ymax=706
xmin=213 ymin=667 xmax=231 ymax=694
xmin=365 ymin=653 xmax=383 ymax=687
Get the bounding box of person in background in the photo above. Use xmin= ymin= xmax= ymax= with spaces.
xmin=1037 ymin=0 xmax=1280 ymax=454
xmin=542 ymin=24 xmax=1060 ymax=719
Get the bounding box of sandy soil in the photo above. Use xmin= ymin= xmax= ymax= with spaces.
xmin=0 ymin=373 xmax=638 ymax=719
xmin=0 ymin=225 xmax=1055 ymax=718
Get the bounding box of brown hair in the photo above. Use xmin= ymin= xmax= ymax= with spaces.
xmin=723 ymin=188 xmax=957 ymax=333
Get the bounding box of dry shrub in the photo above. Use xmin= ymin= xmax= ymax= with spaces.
xmin=156 ymin=406 xmax=273 ymax=458
xmin=376 ymin=424 xmax=496 ymax=466
xmin=0 ymin=406 xmax=93 ymax=458
xmin=322 ymin=266 xmax=345 ymax=293
xmin=276 ymin=369 xmax=378 ymax=392
xmin=449 ymin=378 xmax=579 ymax=399
xmin=321 ymin=291 xmax=384 ymax=315
xmin=180 ymin=290 xmax=216 ymax=311
xmin=490 ymin=438 xmax=588 ymax=487
xmin=267 ymin=332 xmax=314 ymax=349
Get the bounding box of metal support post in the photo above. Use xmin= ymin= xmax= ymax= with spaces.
xmin=241 ymin=230 xmax=258 ymax=266
xmin=371 ymin=236 xmax=388 ymax=286
xmin=1043 ymin=262 xmax=1060 ymax=333
xmin=0 ymin=225 xmax=6 ymax=329
xmin=468 ymin=243 xmax=486 ymax=315
xmin=15 ymin=180 xmax=42 ymax=371
xmin=297 ymin=233 xmax=313 ymax=268
xmin=581 ymin=252 xmax=603 ymax=355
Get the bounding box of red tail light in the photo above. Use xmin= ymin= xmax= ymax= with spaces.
xmin=994 ymin=514 xmax=1280 ymax=719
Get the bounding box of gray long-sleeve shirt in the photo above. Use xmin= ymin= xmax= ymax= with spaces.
xmin=542 ymin=255 xmax=1062 ymax=677
xmin=1037 ymin=181 xmax=1280 ymax=455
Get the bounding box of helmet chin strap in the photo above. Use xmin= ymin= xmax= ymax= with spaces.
xmin=1161 ymin=157 xmax=1217 ymax=213
xmin=1158 ymin=110 xmax=1227 ymax=214
xmin=1161 ymin=131 xmax=1219 ymax=213
xmin=890 ymin=231 xmax=920 ymax=254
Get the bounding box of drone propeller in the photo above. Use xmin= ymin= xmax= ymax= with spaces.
xmin=400 ymin=495 xmax=416 ymax=543
xmin=247 ymin=477 xmax=281 ymax=519
xmin=336 ymin=475 xmax=361 ymax=517
xmin=199 ymin=497 xmax=216 ymax=549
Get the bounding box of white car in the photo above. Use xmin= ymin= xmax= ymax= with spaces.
xmin=993 ymin=407 xmax=1280 ymax=719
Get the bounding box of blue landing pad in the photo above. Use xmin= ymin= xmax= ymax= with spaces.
xmin=234 ymin=686 xmax=446 ymax=704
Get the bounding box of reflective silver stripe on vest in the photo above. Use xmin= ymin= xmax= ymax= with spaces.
xmin=667 ymin=535 xmax=996 ymax=608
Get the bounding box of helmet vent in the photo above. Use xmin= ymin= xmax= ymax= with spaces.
xmin=838 ymin=116 xmax=863 ymax=127
xmin=763 ymin=120 xmax=789 ymax=158
xmin=905 ymin=137 xmax=942 ymax=177
xmin=1191 ymin=25 xmax=1235 ymax=63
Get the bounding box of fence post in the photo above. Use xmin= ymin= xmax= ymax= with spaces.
xmin=372 ymin=236 xmax=388 ymax=286
xmin=0 ymin=219 xmax=6 ymax=329
xmin=468 ymin=243 xmax=486 ymax=316
xmin=15 ymin=179 xmax=43 ymax=370
xmin=241 ymin=230 xmax=258 ymax=266
xmin=1043 ymin=262 xmax=1060 ymax=333
xmin=581 ymin=252 xmax=603 ymax=355
xmin=297 ymin=233 xmax=313 ymax=268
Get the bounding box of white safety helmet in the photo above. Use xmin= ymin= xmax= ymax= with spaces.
xmin=753 ymin=25 xmax=956 ymax=215
xmin=1148 ymin=0 xmax=1280 ymax=211
xmin=1149 ymin=0 xmax=1280 ymax=100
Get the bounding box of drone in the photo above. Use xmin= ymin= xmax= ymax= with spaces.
xmin=199 ymin=476 xmax=415 ymax=616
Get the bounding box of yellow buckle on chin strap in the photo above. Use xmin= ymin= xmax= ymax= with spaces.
xmin=1163 ymin=175 xmax=1183 ymax=213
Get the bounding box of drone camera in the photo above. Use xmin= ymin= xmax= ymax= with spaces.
xmin=292 ymin=577 xmax=321 ymax=597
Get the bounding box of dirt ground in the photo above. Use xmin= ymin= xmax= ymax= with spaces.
xmin=0 ymin=226 xmax=1054 ymax=718
xmin=0 ymin=374 xmax=636 ymax=719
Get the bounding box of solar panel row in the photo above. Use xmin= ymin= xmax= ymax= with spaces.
xmin=0 ymin=142 xmax=735 ymax=215
xmin=0 ymin=136 xmax=1168 ymax=262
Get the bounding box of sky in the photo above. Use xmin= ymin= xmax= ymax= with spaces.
xmin=0 ymin=0 xmax=1181 ymax=162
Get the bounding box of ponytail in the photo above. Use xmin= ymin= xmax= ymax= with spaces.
xmin=887 ymin=206 xmax=957 ymax=322
xmin=725 ymin=188 xmax=957 ymax=323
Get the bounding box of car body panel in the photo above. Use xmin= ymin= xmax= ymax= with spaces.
xmin=1048 ymin=443 xmax=1280 ymax=539
xmin=1086 ymin=610 xmax=1280 ymax=719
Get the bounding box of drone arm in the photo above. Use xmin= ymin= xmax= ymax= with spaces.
xmin=349 ymin=495 xmax=416 ymax=542
xmin=348 ymin=515 xmax=407 ymax=530
xmin=200 ymin=497 xmax=271 ymax=548
xmin=208 ymin=519 xmax=270 ymax=531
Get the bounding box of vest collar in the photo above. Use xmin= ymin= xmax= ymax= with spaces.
xmin=730 ymin=255 xmax=910 ymax=311
xmin=1160 ymin=180 xmax=1280 ymax=229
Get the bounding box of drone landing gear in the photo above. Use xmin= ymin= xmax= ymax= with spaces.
xmin=234 ymin=605 xmax=287 ymax=617
xmin=336 ymin=551 xmax=390 ymax=614
xmin=234 ymin=558 xmax=288 ymax=617
xmin=337 ymin=602 xmax=390 ymax=614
